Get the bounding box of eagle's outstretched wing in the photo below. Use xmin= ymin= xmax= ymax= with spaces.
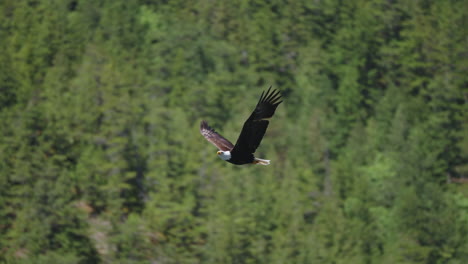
xmin=232 ymin=87 xmax=282 ymax=155
xmin=200 ymin=120 xmax=234 ymax=151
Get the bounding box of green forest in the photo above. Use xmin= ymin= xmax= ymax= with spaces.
xmin=1 ymin=0 xmax=467 ymax=263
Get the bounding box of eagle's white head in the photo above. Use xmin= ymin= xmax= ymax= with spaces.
xmin=217 ymin=150 xmax=232 ymax=161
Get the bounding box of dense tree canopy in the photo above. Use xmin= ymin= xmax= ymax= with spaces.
xmin=1 ymin=0 xmax=467 ymax=263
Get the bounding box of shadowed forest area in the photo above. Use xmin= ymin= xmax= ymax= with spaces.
xmin=1 ymin=0 xmax=468 ymax=263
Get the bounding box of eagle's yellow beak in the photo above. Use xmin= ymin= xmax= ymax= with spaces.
xmin=217 ymin=151 xmax=222 ymax=155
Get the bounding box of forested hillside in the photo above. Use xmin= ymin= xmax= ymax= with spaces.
xmin=1 ymin=0 xmax=467 ymax=263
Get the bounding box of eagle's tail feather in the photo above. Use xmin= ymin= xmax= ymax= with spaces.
xmin=253 ymin=158 xmax=270 ymax=165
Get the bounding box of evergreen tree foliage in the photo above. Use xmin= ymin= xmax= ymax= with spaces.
xmin=0 ymin=0 xmax=467 ymax=263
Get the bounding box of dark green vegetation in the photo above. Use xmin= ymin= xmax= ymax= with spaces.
xmin=1 ymin=0 xmax=467 ymax=263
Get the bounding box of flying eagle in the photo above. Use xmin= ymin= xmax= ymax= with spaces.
xmin=200 ymin=87 xmax=282 ymax=165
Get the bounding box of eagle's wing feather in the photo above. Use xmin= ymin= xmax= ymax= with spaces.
xmin=200 ymin=120 xmax=234 ymax=151
xmin=232 ymin=87 xmax=282 ymax=154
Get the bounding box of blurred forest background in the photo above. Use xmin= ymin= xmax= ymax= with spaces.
xmin=1 ymin=0 xmax=467 ymax=263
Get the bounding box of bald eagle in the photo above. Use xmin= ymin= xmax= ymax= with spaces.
xmin=200 ymin=87 xmax=282 ymax=165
